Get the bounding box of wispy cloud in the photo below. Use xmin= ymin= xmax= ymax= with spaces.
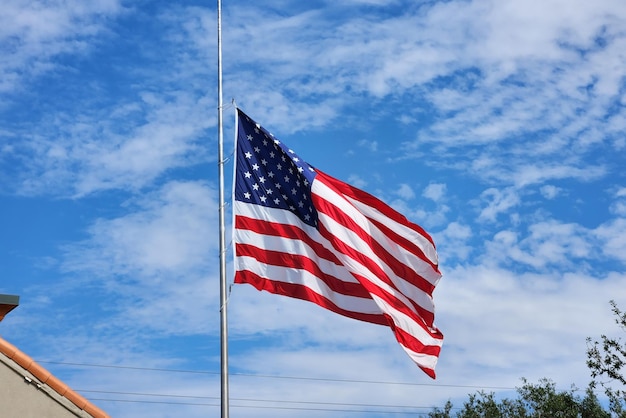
xmin=0 ymin=0 xmax=124 ymax=95
xmin=423 ymin=182 xmax=446 ymax=202
xmin=59 ymin=180 xmax=220 ymax=335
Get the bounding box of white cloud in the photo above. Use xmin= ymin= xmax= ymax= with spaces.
xmin=479 ymin=215 xmax=626 ymax=271
xmin=611 ymin=201 xmax=626 ymax=216
xmin=594 ymin=218 xmax=626 ymax=264
xmin=73 ymin=93 xmax=212 ymax=196
xmin=437 ymin=264 xmax=626 ymax=388
xmin=347 ymin=174 xmax=368 ymax=189
xmin=396 ymin=183 xmax=415 ymax=200
xmin=485 ymin=221 xmax=595 ymax=270
xmin=512 ymin=164 xmax=606 ymax=188
xmin=423 ymin=183 xmax=447 ymax=202
xmin=0 ymin=0 xmax=124 ymax=94
xmin=608 ymin=187 xmax=626 ymax=215
xmin=540 ymin=184 xmax=561 ymax=199
xmin=65 ymin=181 xmax=218 ymax=276
xmin=0 ymin=4 xmax=218 ymax=197
xmin=477 ymin=187 xmax=521 ymax=222
xmin=437 ymin=221 xmax=473 ymax=262
xmin=357 ymin=139 xmax=378 ymax=152
xmin=5 ymin=89 xmax=213 ymax=197
xmin=58 ymin=180 xmax=221 ymax=335
xmin=4 ymin=0 xmax=621 ymax=196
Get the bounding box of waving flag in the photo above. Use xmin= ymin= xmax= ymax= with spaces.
xmin=233 ymin=109 xmax=443 ymax=378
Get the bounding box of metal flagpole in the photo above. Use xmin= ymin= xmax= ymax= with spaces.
xmin=216 ymin=0 xmax=229 ymax=416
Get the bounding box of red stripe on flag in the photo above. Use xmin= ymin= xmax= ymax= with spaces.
xmin=369 ymin=217 xmax=440 ymax=275
xmin=317 ymin=221 xmax=436 ymax=328
xmin=313 ymin=197 xmax=437 ymax=327
xmin=319 ymin=171 xmax=436 ymax=247
xmin=236 ymin=242 xmax=372 ymax=298
xmin=235 ymin=215 xmax=342 ymax=265
xmin=313 ymin=191 xmax=436 ymax=296
xmin=391 ymin=322 xmax=443 ymax=356
xmin=235 ymin=270 xmax=388 ymax=325
xmin=387 ymin=319 xmax=442 ymax=379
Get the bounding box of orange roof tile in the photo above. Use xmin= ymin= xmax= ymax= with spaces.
xmin=0 ymin=337 xmax=111 ymax=418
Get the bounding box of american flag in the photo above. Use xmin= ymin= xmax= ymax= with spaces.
xmin=233 ymin=109 xmax=443 ymax=378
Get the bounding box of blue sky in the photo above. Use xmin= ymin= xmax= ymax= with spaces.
xmin=1 ymin=0 xmax=626 ymax=416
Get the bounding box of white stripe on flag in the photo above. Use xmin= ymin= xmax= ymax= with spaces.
xmin=312 ymin=179 xmax=437 ymax=318
xmin=237 ymin=255 xmax=384 ymax=315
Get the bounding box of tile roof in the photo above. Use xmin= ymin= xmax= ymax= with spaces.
xmin=0 ymin=337 xmax=111 ymax=418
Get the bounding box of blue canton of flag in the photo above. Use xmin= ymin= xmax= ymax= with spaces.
xmin=235 ymin=114 xmax=318 ymax=227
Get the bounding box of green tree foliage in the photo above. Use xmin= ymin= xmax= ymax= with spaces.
xmin=427 ymin=378 xmax=610 ymax=418
xmin=428 ymin=301 xmax=626 ymax=418
xmin=428 ymin=400 xmax=454 ymax=418
xmin=587 ymin=300 xmax=626 ymax=416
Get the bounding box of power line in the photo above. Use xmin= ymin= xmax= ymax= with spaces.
xmin=78 ymin=388 xmax=458 ymax=411
xmin=37 ymin=360 xmax=212 ymax=375
xmin=44 ymin=362 xmax=596 ymax=414
xmin=79 ymin=389 xmax=213 ymax=400
xmin=37 ymin=359 xmax=516 ymax=390
xmin=87 ymin=397 xmax=445 ymax=414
